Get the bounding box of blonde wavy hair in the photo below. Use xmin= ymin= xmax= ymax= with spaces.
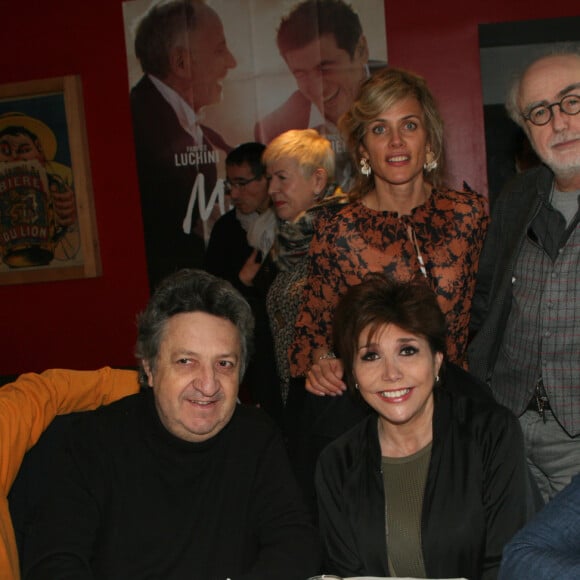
xmin=339 ymin=67 xmax=445 ymax=199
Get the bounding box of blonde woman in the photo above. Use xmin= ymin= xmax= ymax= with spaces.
xmin=290 ymin=68 xmax=488 ymax=397
xmin=263 ymin=129 xmax=347 ymax=406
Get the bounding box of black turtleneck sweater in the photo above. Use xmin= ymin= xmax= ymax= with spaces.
xmin=23 ymin=389 xmax=320 ymax=579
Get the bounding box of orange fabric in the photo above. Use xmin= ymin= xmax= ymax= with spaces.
xmin=0 ymin=367 xmax=139 ymax=579
xmin=289 ymin=189 xmax=489 ymax=375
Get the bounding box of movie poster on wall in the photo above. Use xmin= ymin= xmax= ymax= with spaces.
xmin=122 ymin=0 xmax=387 ymax=289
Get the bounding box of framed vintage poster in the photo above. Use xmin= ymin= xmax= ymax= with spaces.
xmin=0 ymin=75 xmax=101 ymax=285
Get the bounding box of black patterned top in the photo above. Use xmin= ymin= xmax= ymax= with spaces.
xmin=290 ymin=188 xmax=489 ymax=374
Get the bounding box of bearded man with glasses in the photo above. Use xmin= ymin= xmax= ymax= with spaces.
xmin=469 ymin=47 xmax=580 ymax=502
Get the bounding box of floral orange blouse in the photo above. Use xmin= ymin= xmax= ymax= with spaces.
xmin=289 ymin=188 xmax=489 ymax=374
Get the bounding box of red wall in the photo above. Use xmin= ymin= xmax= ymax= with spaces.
xmin=0 ymin=0 xmax=150 ymax=374
xmin=386 ymin=2 xmax=580 ymax=195
xmin=1 ymin=0 xmax=578 ymax=375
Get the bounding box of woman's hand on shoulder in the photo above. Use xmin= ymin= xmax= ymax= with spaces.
xmin=305 ymin=355 xmax=347 ymax=396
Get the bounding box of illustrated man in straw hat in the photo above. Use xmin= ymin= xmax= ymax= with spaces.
xmin=0 ymin=112 xmax=79 ymax=262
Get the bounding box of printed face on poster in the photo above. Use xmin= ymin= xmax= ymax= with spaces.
xmin=122 ymin=0 xmax=387 ymax=289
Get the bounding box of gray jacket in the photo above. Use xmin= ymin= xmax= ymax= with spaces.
xmin=469 ymin=164 xmax=580 ymax=435
xmin=468 ymin=165 xmax=552 ymax=380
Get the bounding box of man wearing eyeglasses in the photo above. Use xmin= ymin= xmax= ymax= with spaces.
xmin=204 ymin=142 xmax=274 ymax=293
xmin=469 ymin=48 xmax=580 ymax=502
xmin=204 ymin=143 xmax=282 ymax=424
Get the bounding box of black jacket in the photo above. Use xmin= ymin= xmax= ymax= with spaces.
xmin=315 ymin=370 xmax=537 ymax=580
xmin=130 ymin=76 xmax=231 ymax=289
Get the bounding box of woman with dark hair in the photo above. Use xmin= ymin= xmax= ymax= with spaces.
xmin=315 ymin=274 xmax=537 ymax=579
xmin=289 ymin=67 xmax=488 ymax=395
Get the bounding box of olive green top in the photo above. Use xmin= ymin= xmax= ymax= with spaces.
xmin=381 ymin=442 xmax=432 ymax=577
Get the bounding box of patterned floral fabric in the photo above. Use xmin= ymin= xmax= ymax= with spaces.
xmin=289 ymin=188 xmax=489 ymax=374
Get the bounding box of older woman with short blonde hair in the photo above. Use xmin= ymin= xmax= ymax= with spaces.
xmin=264 ymin=129 xmax=346 ymax=406
xmin=262 ymin=128 xmax=336 ymax=181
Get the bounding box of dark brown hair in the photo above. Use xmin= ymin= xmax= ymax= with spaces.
xmin=277 ymin=0 xmax=363 ymax=59
xmin=333 ymin=273 xmax=446 ymax=391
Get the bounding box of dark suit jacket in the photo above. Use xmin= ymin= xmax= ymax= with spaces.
xmin=130 ymin=75 xmax=231 ymax=289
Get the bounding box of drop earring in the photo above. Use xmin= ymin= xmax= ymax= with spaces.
xmin=360 ymin=157 xmax=372 ymax=177
xmin=423 ymin=149 xmax=438 ymax=172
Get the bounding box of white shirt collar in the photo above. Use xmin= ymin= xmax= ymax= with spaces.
xmin=148 ymin=74 xmax=204 ymax=145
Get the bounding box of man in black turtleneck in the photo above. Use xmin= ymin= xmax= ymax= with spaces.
xmin=23 ymin=269 xmax=320 ymax=580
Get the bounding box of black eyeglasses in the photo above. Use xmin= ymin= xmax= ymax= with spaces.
xmin=522 ymin=94 xmax=580 ymax=126
xmin=223 ymin=175 xmax=262 ymax=193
